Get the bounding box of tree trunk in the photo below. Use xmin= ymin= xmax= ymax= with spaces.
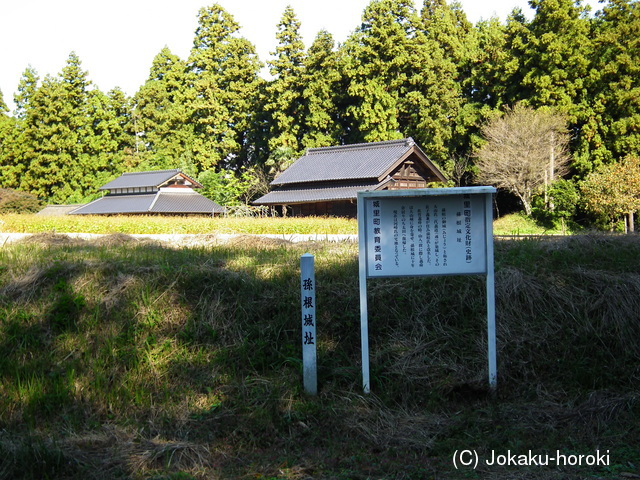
xmin=518 ymin=193 xmax=532 ymax=216
xmin=629 ymin=212 xmax=635 ymax=233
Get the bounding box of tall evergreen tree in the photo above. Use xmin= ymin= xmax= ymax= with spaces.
xmin=490 ymin=0 xmax=597 ymax=174
xmin=135 ymin=47 xmax=192 ymax=169
xmin=458 ymin=18 xmax=515 ymax=157
xmin=581 ymin=0 xmax=640 ymax=170
xmin=0 ymin=90 xmax=7 ymax=114
xmin=518 ymin=0 xmax=595 ymax=173
xmin=513 ymin=0 xmax=593 ymax=113
xmin=1 ymin=70 xmax=39 ymax=189
xmin=500 ymin=8 xmax=533 ymax=106
xmin=19 ymin=74 xmax=66 ymax=200
xmin=214 ymin=35 xmax=264 ymax=169
xmin=20 ymin=53 xmax=93 ymax=202
xmin=464 ymin=18 xmax=515 ymax=109
xmin=400 ymin=28 xmax=462 ymax=161
xmin=0 ymin=89 xmax=18 ymax=189
xmin=86 ymin=87 xmax=136 ymax=192
xmin=421 ymin=0 xmax=472 ymax=66
xmin=419 ymin=0 xmax=473 ymax=157
xmin=300 ymin=30 xmax=344 ymax=149
xmin=0 ymin=118 xmax=22 ymax=190
xmin=187 ymin=4 xmax=262 ymax=172
xmin=340 ymin=0 xmax=408 ymax=144
xmin=13 ymin=67 xmax=39 ymax=120
xmin=341 ymin=0 xmax=462 ymax=161
xmin=263 ymin=5 xmax=306 ymax=155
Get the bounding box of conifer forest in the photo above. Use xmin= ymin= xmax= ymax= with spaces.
xmin=0 ymin=0 xmax=638 ymax=228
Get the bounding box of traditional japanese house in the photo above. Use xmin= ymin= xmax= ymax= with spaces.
xmin=70 ymin=169 xmax=225 ymax=216
xmin=253 ymin=138 xmax=447 ymax=217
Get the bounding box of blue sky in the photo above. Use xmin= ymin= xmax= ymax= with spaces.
xmin=0 ymin=0 xmax=602 ymax=112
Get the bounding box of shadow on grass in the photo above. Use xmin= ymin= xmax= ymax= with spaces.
xmin=0 ymin=233 xmax=639 ymax=479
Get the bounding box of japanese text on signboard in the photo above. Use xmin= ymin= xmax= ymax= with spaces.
xmin=366 ymin=194 xmax=486 ymax=277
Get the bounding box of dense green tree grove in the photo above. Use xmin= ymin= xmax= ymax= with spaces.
xmin=0 ymin=0 xmax=638 ymax=226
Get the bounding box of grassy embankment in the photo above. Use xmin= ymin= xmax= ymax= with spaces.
xmin=0 ymin=215 xmax=638 ymax=479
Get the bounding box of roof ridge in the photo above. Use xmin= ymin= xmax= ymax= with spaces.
xmin=305 ymin=137 xmax=414 ymax=155
xmin=122 ymin=169 xmax=181 ymax=176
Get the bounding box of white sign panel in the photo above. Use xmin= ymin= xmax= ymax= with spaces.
xmin=362 ymin=192 xmax=488 ymax=277
xmin=357 ymin=187 xmax=497 ymax=394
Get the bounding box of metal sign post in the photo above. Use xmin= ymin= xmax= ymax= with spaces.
xmin=357 ymin=187 xmax=497 ymax=393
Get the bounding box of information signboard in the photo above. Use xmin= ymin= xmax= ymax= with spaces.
xmin=362 ymin=190 xmax=489 ymax=277
xmin=357 ymin=187 xmax=497 ymax=393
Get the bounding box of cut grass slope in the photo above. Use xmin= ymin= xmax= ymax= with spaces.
xmin=0 ymin=234 xmax=639 ymax=479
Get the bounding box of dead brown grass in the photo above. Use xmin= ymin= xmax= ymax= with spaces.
xmin=0 ymin=260 xmax=82 ymax=302
xmin=18 ymin=232 xmax=87 ymax=246
xmin=338 ymin=393 xmax=447 ymax=450
xmin=226 ymin=234 xmax=292 ymax=248
xmin=0 ymin=427 xmax=218 ymax=479
xmin=92 ymin=233 xmax=146 ymax=247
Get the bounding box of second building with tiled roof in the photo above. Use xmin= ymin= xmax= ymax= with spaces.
xmin=253 ymin=138 xmax=447 ymax=217
xmin=70 ymin=169 xmax=225 ymax=216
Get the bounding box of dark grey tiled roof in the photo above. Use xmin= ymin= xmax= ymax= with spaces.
xmin=71 ymin=194 xmax=156 ymax=214
xmin=271 ymin=138 xmax=417 ymax=186
xmin=70 ymin=191 xmax=224 ymax=215
xmin=100 ymin=169 xmax=200 ymax=190
xmin=254 ymin=180 xmax=390 ymax=205
xmin=151 ymin=190 xmax=225 ymax=214
xmin=37 ymin=205 xmax=85 ymax=216
xmin=255 ymin=138 xmax=446 ymax=207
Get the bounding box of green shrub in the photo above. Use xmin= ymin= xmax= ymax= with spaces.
xmin=532 ymin=179 xmax=580 ymax=230
xmin=0 ymin=188 xmax=43 ymax=214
